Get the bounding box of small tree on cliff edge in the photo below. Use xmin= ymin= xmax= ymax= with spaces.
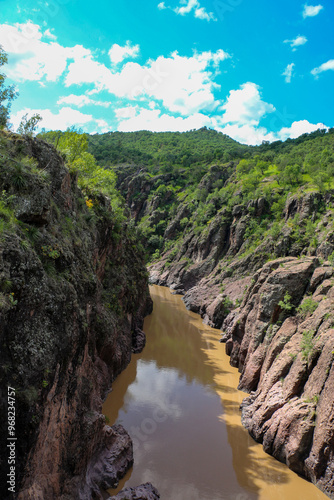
xmin=0 ymin=45 xmax=17 ymax=129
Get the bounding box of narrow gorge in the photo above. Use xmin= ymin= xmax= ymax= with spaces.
xmin=1 ymin=127 xmax=334 ymax=500
xmin=98 ymin=128 xmax=334 ymax=499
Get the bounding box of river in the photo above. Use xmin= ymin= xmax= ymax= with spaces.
xmin=102 ymin=285 xmax=328 ymax=500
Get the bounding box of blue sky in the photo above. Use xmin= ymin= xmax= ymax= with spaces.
xmin=0 ymin=0 xmax=333 ymax=144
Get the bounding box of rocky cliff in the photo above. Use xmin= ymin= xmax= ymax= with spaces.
xmin=148 ymin=192 xmax=334 ymax=498
xmin=0 ymin=132 xmax=152 ymax=499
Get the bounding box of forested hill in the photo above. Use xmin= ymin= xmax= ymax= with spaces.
xmin=87 ymin=127 xmax=250 ymax=167
xmin=87 ymin=126 xmax=334 ymax=171
xmin=40 ymin=126 xmax=334 ymax=265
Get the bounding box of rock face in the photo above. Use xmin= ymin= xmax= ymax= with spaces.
xmin=0 ymin=133 xmax=152 ymax=499
xmin=108 ymin=482 xmax=160 ymax=500
xmin=151 ymin=250 xmax=334 ymax=498
xmin=223 ymin=257 xmax=334 ymax=498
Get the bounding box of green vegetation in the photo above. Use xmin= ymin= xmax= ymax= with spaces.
xmin=301 ymin=330 xmax=315 ymax=362
xmin=38 ymin=117 xmax=334 ymax=268
xmin=84 ymin=127 xmax=334 ymax=264
xmin=88 ymin=128 xmax=249 ymax=168
xmin=39 ymin=128 xmax=126 ymax=223
xmin=0 ymin=46 xmax=17 ymax=128
xmin=297 ymin=297 xmax=319 ymax=319
xmin=18 ymin=113 xmax=42 ymax=137
xmin=278 ymin=292 xmax=294 ymax=312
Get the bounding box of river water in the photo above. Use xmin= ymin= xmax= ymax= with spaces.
xmin=102 ymin=285 xmax=328 ymax=500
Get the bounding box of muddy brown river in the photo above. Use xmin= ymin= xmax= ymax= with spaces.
xmin=103 ymin=285 xmax=328 ymax=500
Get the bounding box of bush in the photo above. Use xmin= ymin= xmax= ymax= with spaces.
xmin=301 ymin=330 xmax=315 ymax=362
xmin=297 ymin=297 xmax=318 ymax=319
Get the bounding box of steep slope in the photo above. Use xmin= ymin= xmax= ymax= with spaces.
xmin=0 ymin=132 xmax=152 ymax=499
xmin=224 ymin=256 xmax=334 ymax=498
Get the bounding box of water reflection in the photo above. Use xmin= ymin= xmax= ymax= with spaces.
xmin=103 ymin=286 xmax=328 ymax=500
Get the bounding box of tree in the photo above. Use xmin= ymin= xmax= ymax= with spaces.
xmin=18 ymin=113 xmax=42 ymax=136
xmin=0 ymin=46 xmax=17 ymax=128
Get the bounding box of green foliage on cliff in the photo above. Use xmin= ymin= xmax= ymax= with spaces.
xmin=39 ymin=128 xmax=126 ymax=222
xmin=0 ymin=46 xmax=17 ymax=128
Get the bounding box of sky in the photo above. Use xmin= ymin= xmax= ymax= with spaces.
xmin=0 ymin=0 xmax=333 ymax=145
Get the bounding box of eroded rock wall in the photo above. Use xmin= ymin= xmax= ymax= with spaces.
xmin=150 ymin=234 xmax=334 ymax=498
xmin=0 ymin=134 xmax=152 ymax=499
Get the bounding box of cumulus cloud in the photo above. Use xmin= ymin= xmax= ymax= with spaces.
xmin=145 ymin=81 xmax=275 ymax=146
xmin=1 ymin=22 xmax=230 ymax=117
xmin=57 ymin=94 xmax=111 ymax=108
xmin=116 ymin=106 xmax=212 ymax=132
xmin=108 ymin=41 xmax=140 ymax=65
xmin=303 ymin=4 xmax=323 ymax=18
xmin=214 ymin=116 xmax=328 ymax=146
xmin=282 ymin=63 xmax=295 ymax=83
xmin=277 ymin=119 xmax=327 ymax=140
xmin=69 ymin=49 xmax=230 ymax=116
xmin=216 ymin=123 xmax=276 ymax=145
xmin=10 ymin=107 xmax=109 ymax=133
xmin=284 ymin=35 xmax=307 ymax=51
xmin=311 ymin=59 xmax=334 ymax=77
xmin=43 ymin=29 xmax=57 ymax=40
xmin=158 ymin=2 xmax=166 ymax=9
xmin=173 ymin=0 xmax=217 ymax=21
xmin=65 ymin=52 xmax=112 ymax=88
xmin=220 ymin=82 xmax=275 ymax=127
xmin=2 ymin=21 xmax=328 ymax=147
xmin=0 ymin=22 xmax=75 ymax=82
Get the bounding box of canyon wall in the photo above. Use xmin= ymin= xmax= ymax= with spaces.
xmin=0 ymin=133 xmax=152 ymax=499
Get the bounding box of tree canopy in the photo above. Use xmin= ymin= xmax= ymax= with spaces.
xmin=0 ymin=46 xmax=17 ymax=129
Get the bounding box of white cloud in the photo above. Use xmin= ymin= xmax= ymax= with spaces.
xmin=10 ymin=107 xmax=109 ymax=132
xmin=115 ymin=106 xmax=138 ymax=119
xmin=311 ymin=59 xmax=334 ymax=77
xmin=282 ymin=63 xmax=295 ymax=83
xmin=277 ymin=120 xmax=327 ymax=141
xmin=217 ymin=123 xmax=276 ymax=146
xmin=1 ymin=22 xmax=230 ymax=118
xmin=220 ymin=82 xmax=275 ymax=127
xmin=74 ymin=49 xmax=230 ymax=116
xmin=3 ymin=21 xmax=328 ymax=147
xmin=158 ymin=2 xmax=166 ymax=9
xmin=214 ymin=116 xmax=328 ymax=146
xmin=194 ymin=7 xmax=216 ymax=21
xmin=57 ymin=94 xmax=111 ymax=108
xmin=0 ymin=22 xmax=70 ymax=82
xmin=65 ymin=52 xmax=112 ymax=88
xmin=116 ymin=106 xmax=212 ymax=132
xmin=0 ymin=22 xmax=93 ymax=83
xmin=108 ymin=41 xmax=140 ymax=65
xmin=44 ymin=29 xmax=57 ymax=41
xmin=284 ymin=35 xmax=307 ymax=51
xmin=173 ymin=0 xmax=216 ymax=21
xmin=303 ymin=4 xmax=323 ymax=18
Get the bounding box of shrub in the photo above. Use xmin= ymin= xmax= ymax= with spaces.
xmin=297 ymin=297 xmax=318 ymax=319
xmin=301 ymin=330 xmax=315 ymax=362
xmin=278 ymin=292 xmax=293 ymax=312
